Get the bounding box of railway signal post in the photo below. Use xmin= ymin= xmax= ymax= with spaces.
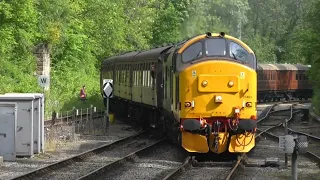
xmin=103 ymin=79 xmax=113 ymax=129
xmin=279 ymin=134 xmax=308 ymax=180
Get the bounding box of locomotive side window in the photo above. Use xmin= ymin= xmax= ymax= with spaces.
xmin=182 ymin=42 xmax=203 ymax=63
xmin=230 ymin=42 xmax=250 ymax=65
xmin=205 ymin=38 xmax=226 ymax=56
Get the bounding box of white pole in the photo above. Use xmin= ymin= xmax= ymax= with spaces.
xmin=106 ymin=98 xmax=109 ymax=116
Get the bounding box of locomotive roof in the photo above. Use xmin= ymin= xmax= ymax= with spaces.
xmin=257 ymin=64 xmax=310 ymax=71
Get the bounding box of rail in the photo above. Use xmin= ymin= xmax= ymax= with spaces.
xmin=225 ymin=103 xmax=302 ymax=179
xmin=225 ymin=153 xmax=246 ymax=180
xmin=77 ymin=138 xmax=167 ymax=180
xmin=10 ymin=129 xmax=145 ymax=180
xmin=257 ymin=129 xmax=320 ymax=166
xmin=256 ymin=102 xmax=320 ymax=166
xmin=162 ymin=157 xmax=192 ymax=180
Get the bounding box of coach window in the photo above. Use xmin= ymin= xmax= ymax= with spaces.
xmin=133 ymin=64 xmax=136 ymax=87
xmin=182 ymin=42 xmax=203 ymax=63
xmin=206 ymin=38 xmax=226 ymax=56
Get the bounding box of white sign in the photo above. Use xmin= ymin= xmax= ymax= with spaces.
xmin=279 ymin=135 xmax=295 ymax=154
xmin=192 ymin=70 xmax=197 ymax=78
xmin=37 ymin=75 xmax=50 ymax=88
xmin=103 ymin=79 xmax=113 ymax=98
xmin=240 ymin=72 xmax=245 ymax=79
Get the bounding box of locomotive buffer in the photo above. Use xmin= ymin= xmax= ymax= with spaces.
xmin=103 ymin=79 xmax=113 ymax=126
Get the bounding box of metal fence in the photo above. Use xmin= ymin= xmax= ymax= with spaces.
xmin=45 ymin=105 xmax=108 ymax=140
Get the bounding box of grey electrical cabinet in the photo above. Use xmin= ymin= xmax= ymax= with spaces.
xmin=6 ymin=93 xmax=45 ymax=153
xmin=0 ymin=102 xmax=17 ymax=161
xmin=0 ymin=95 xmax=35 ymax=157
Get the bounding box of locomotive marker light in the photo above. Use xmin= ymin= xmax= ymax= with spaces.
xmin=246 ymin=102 xmax=252 ymax=107
xmin=184 ymin=102 xmax=191 ymax=108
xmin=278 ymin=134 xmax=308 ymax=180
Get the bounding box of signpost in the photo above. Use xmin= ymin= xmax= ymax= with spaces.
xmin=102 ymin=79 xmax=113 ymax=127
xmin=37 ymin=75 xmax=50 ymax=93
xmin=279 ymin=134 xmax=308 ymax=180
xmin=37 ymin=75 xmax=49 ymax=114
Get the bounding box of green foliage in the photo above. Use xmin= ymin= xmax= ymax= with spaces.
xmin=1 ymin=0 xmax=320 ymax=115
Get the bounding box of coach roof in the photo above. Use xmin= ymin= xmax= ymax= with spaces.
xmin=102 ymin=45 xmax=173 ymax=65
xmin=257 ymin=64 xmax=310 ymax=71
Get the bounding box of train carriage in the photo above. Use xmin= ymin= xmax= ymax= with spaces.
xmin=101 ymin=32 xmax=258 ymax=155
xmin=257 ymin=64 xmax=312 ymax=102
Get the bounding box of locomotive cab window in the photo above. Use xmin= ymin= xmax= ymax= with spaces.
xmin=205 ymin=38 xmax=227 ymax=56
xmin=230 ymin=42 xmax=250 ymax=65
xmin=182 ymin=42 xmax=203 ymax=63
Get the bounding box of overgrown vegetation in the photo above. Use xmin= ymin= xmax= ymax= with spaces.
xmin=0 ymin=0 xmax=320 ymax=114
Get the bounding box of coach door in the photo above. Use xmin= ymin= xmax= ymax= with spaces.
xmin=155 ymin=59 xmax=163 ymax=108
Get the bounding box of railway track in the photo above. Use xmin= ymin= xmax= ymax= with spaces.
xmin=160 ymin=102 xmax=309 ymax=180
xmin=78 ymin=139 xmax=187 ymax=180
xmin=224 ymin=101 xmax=315 ymax=179
xmin=256 ymin=102 xmax=320 ymax=165
xmin=10 ymin=130 xmax=166 ymax=180
xmin=31 ymin=100 xmax=315 ymax=180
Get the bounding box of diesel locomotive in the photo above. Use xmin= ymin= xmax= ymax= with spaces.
xmin=100 ymin=32 xmax=258 ymax=154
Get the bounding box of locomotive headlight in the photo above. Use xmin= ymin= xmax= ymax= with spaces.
xmin=215 ymin=95 xmax=222 ymax=102
xmin=202 ymin=80 xmax=208 ymax=87
xmin=228 ymin=81 xmax=234 ymax=87
xmin=235 ymin=108 xmax=240 ymax=113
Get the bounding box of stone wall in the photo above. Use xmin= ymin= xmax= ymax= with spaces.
xmin=34 ymin=43 xmax=51 ymax=90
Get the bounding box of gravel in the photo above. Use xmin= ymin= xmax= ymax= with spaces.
xmin=240 ymin=102 xmax=320 ymax=180
xmin=98 ymin=141 xmax=188 ymax=180
xmin=244 ymin=125 xmax=320 ymax=180
xmin=0 ymin=120 xmax=140 ymax=180
xmin=234 ymin=166 xmax=320 ymax=180
xmin=17 ymin=133 xmax=158 ymax=180
xmin=176 ymin=166 xmax=231 ymax=180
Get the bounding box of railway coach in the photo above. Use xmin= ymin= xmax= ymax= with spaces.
xmin=257 ymin=64 xmax=312 ymax=102
xmin=101 ymin=32 xmax=258 ymax=155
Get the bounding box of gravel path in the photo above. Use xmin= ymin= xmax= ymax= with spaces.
xmin=0 ymin=120 xmax=139 ymax=180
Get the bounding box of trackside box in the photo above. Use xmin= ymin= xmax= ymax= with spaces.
xmin=6 ymin=93 xmax=45 ymax=153
xmin=0 ymin=102 xmax=17 ymax=161
xmin=0 ymin=94 xmax=35 ymax=157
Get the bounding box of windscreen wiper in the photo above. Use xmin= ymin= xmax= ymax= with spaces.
xmin=232 ymin=53 xmax=245 ymax=64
